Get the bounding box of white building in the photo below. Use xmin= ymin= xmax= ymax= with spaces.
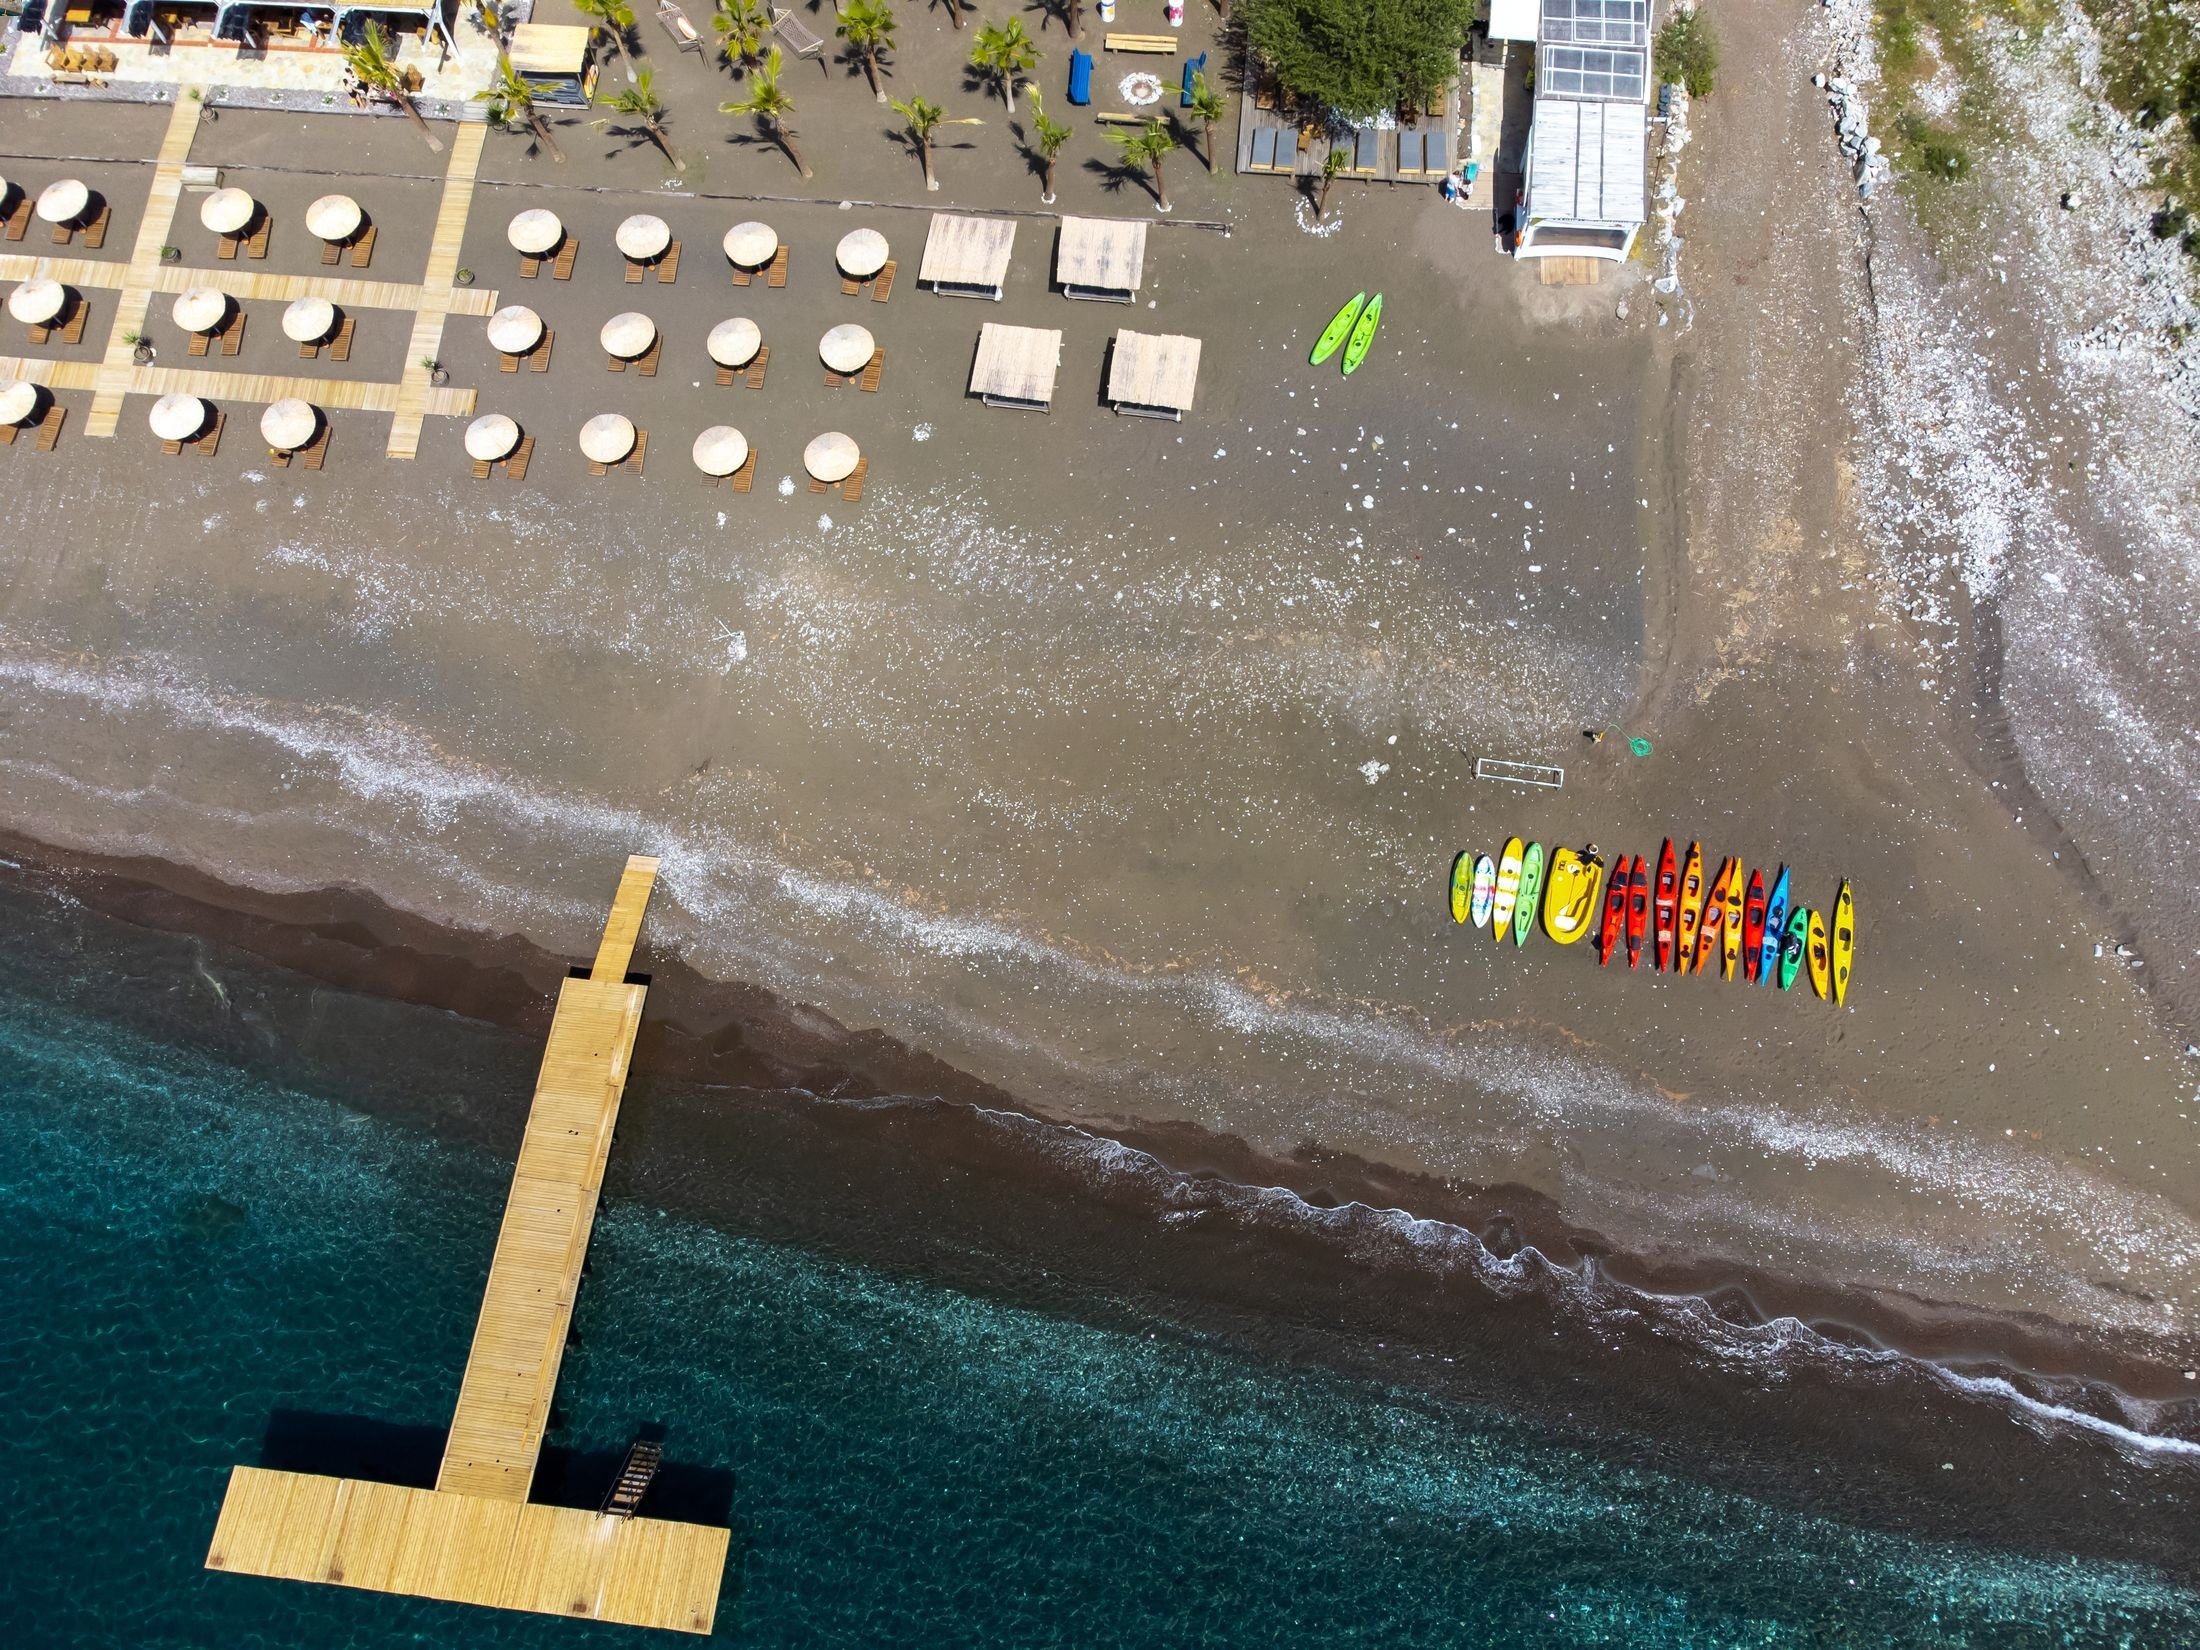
xmin=1516 ymin=0 xmax=1653 ymax=261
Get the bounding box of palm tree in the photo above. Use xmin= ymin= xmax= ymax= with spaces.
xmin=572 ymin=0 xmax=639 ymax=81
xmin=1110 ymin=117 xmax=1175 ymax=212
xmin=837 ymin=0 xmax=897 ymax=104
xmin=477 ymin=55 xmax=566 ymax=162
xmin=1024 ymin=84 xmax=1070 ymax=204
xmin=606 ymin=66 xmax=686 ymax=170
xmin=343 ymin=20 xmax=442 ymax=152
xmin=969 ymin=16 xmax=1037 ymax=109
xmin=722 ymin=47 xmax=808 ymax=177
xmin=1185 ymin=69 xmax=1225 ymax=173
xmin=714 ymin=0 xmax=769 ymax=69
xmin=1314 ymin=144 xmax=1347 ymax=219
xmin=890 ymin=94 xmax=982 ymax=190
xmin=930 ymin=0 xmax=968 ymax=30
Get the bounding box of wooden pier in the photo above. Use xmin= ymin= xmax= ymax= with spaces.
xmin=206 ymin=856 xmax=729 ymax=1635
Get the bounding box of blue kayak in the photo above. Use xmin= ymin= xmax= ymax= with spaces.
xmin=1757 ymin=865 xmax=1791 ymax=985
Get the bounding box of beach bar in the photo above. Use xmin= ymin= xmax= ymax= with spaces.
xmin=1106 ymin=329 xmax=1202 ymax=421
xmin=205 ymin=857 xmax=729 ymax=1636
xmin=969 ymin=322 xmax=1063 ymax=411
xmin=918 ymin=213 xmax=1016 ymax=301
xmin=1054 ymin=217 xmax=1146 ymax=303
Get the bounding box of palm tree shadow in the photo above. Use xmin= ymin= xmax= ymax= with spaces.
xmin=1082 ymin=154 xmax=1153 ymax=206
xmin=1006 ymin=119 xmax=1050 ymax=185
xmin=1021 ymin=0 xmax=1071 ymax=32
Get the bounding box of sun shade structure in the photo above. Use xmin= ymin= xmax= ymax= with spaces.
xmin=8 ymin=278 xmax=65 ymax=325
xmin=200 ymin=187 xmax=257 ymax=235
xmin=485 ymin=304 xmax=545 ymax=355
xmin=600 ymin=311 xmax=657 ymax=359
xmin=835 ymin=227 xmax=889 ymax=278
xmin=36 ymin=179 xmax=88 ymax=224
xmin=723 ymin=220 xmax=778 ymax=267
xmin=506 ymin=208 xmax=564 ymax=255
xmin=304 ymin=193 xmax=363 ymax=243
xmin=707 ymin=316 xmax=761 ymax=368
xmin=0 ymin=379 xmax=38 ymax=425
xmin=803 ymin=430 xmax=859 ymax=483
xmin=968 ymin=322 xmax=1063 ymax=411
xmin=260 ymin=399 xmax=318 ymax=451
xmin=1054 ymin=216 xmax=1147 ymax=302
xmin=616 ymin=214 xmax=672 ymax=261
xmin=149 ymin=393 xmax=207 ymax=442
xmin=691 ymin=425 xmax=749 ymax=476
xmin=281 ymin=297 xmax=335 ymax=343
xmin=918 ymin=213 xmax=1016 ymax=300
xmin=1107 ymin=329 xmax=1203 ymax=420
xmin=818 ymin=323 xmax=875 ymax=375
xmin=465 ymin=413 xmax=521 ymax=462
xmin=580 ymin=412 xmax=638 ymax=464
xmin=171 ymin=286 xmax=230 ymax=334
xmin=203 ymin=860 xmax=731 ymax=1636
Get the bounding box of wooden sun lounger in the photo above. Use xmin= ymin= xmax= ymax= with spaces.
xmin=588 ymin=428 xmax=647 ymax=478
xmin=745 ymin=344 xmax=768 ymax=388
xmin=81 ymin=201 xmax=110 ymax=251
xmin=329 ymin=314 xmax=355 ymax=363
xmin=637 ymin=335 xmax=662 ymax=377
xmin=807 ymin=473 xmax=828 ymax=493
xmin=300 ymin=424 xmax=330 ymax=470
xmin=1106 ymin=33 xmax=1179 ymax=53
xmin=530 ymin=329 xmax=554 ymax=371
xmin=731 ymin=262 xmax=753 ymax=287
xmin=506 ymin=433 xmax=534 ymax=479
xmin=730 ymin=449 xmax=755 ymax=492
xmin=623 ymin=255 xmax=647 ymax=285
xmin=871 ymin=260 xmax=896 ymax=302
xmin=656 ymin=240 xmax=680 ymax=283
xmin=553 ymin=238 xmax=579 ymax=280
xmin=188 ymin=329 xmax=212 ymax=358
xmin=321 ymin=237 xmax=343 ymax=267
xmin=840 ymin=455 xmax=867 ymax=502
xmin=247 ymin=215 xmax=271 ymax=259
xmin=220 ymin=310 xmax=246 ymax=355
xmin=350 ymin=222 xmax=377 ymax=269
xmin=12 ymin=402 xmax=66 ymax=450
xmin=217 ymin=230 xmax=241 ymax=261
xmin=169 ymin=407 xmax=223 ymax=457
xmin=3 ymin=197 xmax=29 ymax=241
xmin=859 ymin=348 xmax=883 ymax=393
xmin=715 ymin=361 xmax=737 ymax=387
xmin=840 ymin=272 xmax=861 ymax=297
xmin=471 ymin=454 xmax=493 ymax=479
xmin=500 ymin=348 xmax=520 ymax=373
xmin=766 ymin=245 xmax=789 ymax=288
xmin=519 ymin=250 xmax=542 ymax=278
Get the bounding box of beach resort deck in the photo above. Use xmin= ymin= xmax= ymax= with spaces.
xmin=205 ymin=855 xmax=730 ymax=1636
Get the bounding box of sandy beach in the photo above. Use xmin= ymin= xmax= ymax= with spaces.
xmin=1 ymin=0 xmax=2197 ymax=1514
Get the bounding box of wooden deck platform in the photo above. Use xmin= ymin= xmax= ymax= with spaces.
xmin=206 ymin=856 xmax=728 ymax=1636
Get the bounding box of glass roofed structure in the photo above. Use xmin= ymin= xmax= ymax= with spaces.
xmin=1516 ymin=0 xmax=1655 ymax=262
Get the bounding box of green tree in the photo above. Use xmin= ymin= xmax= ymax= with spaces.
xmin=477 ymin=55 xmax=566 ymax=162
xmin=837 ymin=0 xmax=898 ymax=104
xmin=722 ymin=47 xmax=809 ymax=177
xmin=1653 ymin=9 xmax=1719 ymax=99
xmin=342 ymin=20 xmax=442 ymax=151
xmin=1186 ymin=68 xmax=1226 ymax=172
xmin=714 ymin=0 xmax=769 ymax=69
xmin=1109 ymin=116 xmax=1176 ymax=213
xmin=930 ymin=0 xmax=969 ymax=30
xmin=969 ymin=16 xmax=1039 ymax=108
xmin=572 ymin=0 xmax=639 ymax=81
xmin=1024 ymin=84 xmax=1072 ymax=203
xmin=891 ymin=94 xmax=983 ymax=190
xmin=1239 ymin=0 xmax=1472 ymax=120
xmin=1314 ymin=142 xmax=1346 ymax=218
xmin=606 ymin=65 xmax=685 ymax=170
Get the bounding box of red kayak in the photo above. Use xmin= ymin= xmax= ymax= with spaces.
xmin=1653 ymin=838 xmax=1678 ymax=972
xmin=1742 ymin=868 xmax=1767 ymax=979
xmin=1599 ymin=855 xmax=1631 ymax=965
xmin=1625 ymin=855 xmax=1649 ymax=969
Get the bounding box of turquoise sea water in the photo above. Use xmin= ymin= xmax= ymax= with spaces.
xmin=2 ymin=982 xmax=2197 ymax=1648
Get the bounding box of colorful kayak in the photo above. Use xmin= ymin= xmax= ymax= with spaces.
xmin=1831 ymin=879 xmax=1855 ymax=1005
xmin=1807 ymin=906 xmax=1830 ymax=999
xmin=1695 ymin=858 xmax=1732 ymax=976
xmin=1448 ymin=851 xmax=1473 ymax=924
xmin=1675 ymin=842 xmax=1704 ymax=976
xmin=1758 ymin=865 xmax=1791 ymax=986
xmin=1340 ymin=292 xmax=1383 ymax=376
xmin=1625 ymin=855 xmax=1650 ymax=969
xmin=1542 ymin=847 xmax=1603 ymax=944
xmin=1652 ymin=838 xmax=1678 ymax=973
xmin=1470 ymin=854 xmax=1496 ymax=930
xmin=1599 ymin=855 xmax=1631 ymax=965
xmin=1722 ymin=858 xmax=1746 ymax=980
xmin=1491 ymin=837 xmax=1525 ymax=943
xmin=1511 ymin=840 xmax=1546 ymax=947
xmin=1741 ymin=869 xmax=1766 ymax=981
xmin=1310 ymin=292 xmax=1366 ymax=367
xmin=1778 ymin=905 xmax=1809 ymax=990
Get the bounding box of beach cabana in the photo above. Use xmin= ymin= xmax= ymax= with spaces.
xmin=968 ymin=322 xmax=1063 ymax=412
xmin=1106 ymin=329 xmax=1202 ymax=421
xmin=509 ymin=5 xmax=602 ymax=106
xmin=1054 ymin=217 xmax=1146 ymax=303
xmin=918 ymin=214 xmax=1016 ymax=301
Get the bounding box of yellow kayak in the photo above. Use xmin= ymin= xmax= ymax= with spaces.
xmin=1491 ymin=837 xmax=1525 ymax=943
xmin=1721 ymin=858 xmax=1746 ymax=980
xmin=1831 ymin=879 xmax=1855 ymax=1005
xmin=1448 ymin=851 xmax=1473 ymax=924
xmin=1541 ymin=847 xmax=1604 ymax=944
xmin=1807 ymin=907 xmax=1831 ymax=1000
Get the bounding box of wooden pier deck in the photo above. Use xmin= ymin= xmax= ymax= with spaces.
xmin=206 ymin=856 xmax=729 ymax=1636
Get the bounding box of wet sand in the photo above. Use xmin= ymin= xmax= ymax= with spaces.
xmin=1 ymin=5 xmax=2197 ymax=1468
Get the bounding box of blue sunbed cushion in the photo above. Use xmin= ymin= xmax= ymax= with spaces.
xmin=1397 ymin=130 xmax=1424 ymax=174
xmin=1249 ymin=127 xmax=1278 ymax=170
xmin=1068 ymin=50 xmax=1093 ymax=106
xmin=1356 ymin=127 xmax=1380 ymax=169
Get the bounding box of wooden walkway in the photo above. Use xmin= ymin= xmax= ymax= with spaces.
xmin=206 ymin=856 xmax=730 ymax=1636
xmin=84 ymin=94 xmax=199 ymax=438
xmin=389 ymin=121 xmax=486 ymax=460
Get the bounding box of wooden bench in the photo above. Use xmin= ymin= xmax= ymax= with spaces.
xmin=1105 ymin=33 xmax=1179 ymax=53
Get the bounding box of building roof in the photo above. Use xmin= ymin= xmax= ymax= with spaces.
xmin=509 ymin=23 xmax=593 ymax=76
xmin=1107 ymin=329 xmax=1202 ymax=411
xmin=1537 ymin=0 xmax=1649 ymax=49
xmin=969 ymin=323 xmax=1064 ymax=404
xmin=1486 ymin=0 xmax=1538 ymax=40
xmin=1055 ymin=216 xmax=1147 ymax=293
xmin=919 ymin=214 xmax=1018 ymax=291
xmin=1524 ymin=96 xmax=1646 ymax=227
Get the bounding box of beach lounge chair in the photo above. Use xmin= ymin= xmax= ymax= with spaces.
xmin=330 ymin=315 xmax=356 ymax=363
xmin=1247 ymin=126 xmax=1278 ymax=171
xmin=656 ymin=0 xmax=704 ymax=52
xmin=33 ymin=403 xmax=65 ymax=451
xmin=1179 ymin=51 xmax=1206 ymax=106
xmin=840 ymin=456 xmax=867 ymax=503
xmin=1353 ymin=126 xmax=1381 ymax=175
xmin=745 ymin=344 xmax=769 ymax=388
xmin=350 ymin=222 xmax=377 ymax=268
xmin=1396 ymin=129 xmax=1425 ymax=177
xmin=860 ymin=348 xmax=884 ymax=393
xmin=531 ymin=329 xmax=555 ymax=372
xmin=657 ymin=240 xmax=681 ymax=283
xmin=506 ymin=433 xmax=535 ymax=480
xmin=300 ymin=425 xmax=330 ymax=471
xmin=81 ymin=200 xmax=110 ymax=250
xmin=1068 ymin=49 xmax=1092 ymax=106
xmin=553 ymin=238 xmax=579 ymax=280
xmin=770 ymin=7 xmax=823 ymax=60
xmin=730 ymin=450 xmax=756 ymax=492
xmin=3 ymin=195 xmax=29 ymax=240
xmin=220 ymin=311 xmax=246 ymax=356
xmin=871 ymin=259 xmax=896 ymax=302
xmin=766 ymin=245 xmax=789 ymax=287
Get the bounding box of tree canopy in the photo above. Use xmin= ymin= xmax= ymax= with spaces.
xmin=1240 ymin=0 xmax=1473 ymax=120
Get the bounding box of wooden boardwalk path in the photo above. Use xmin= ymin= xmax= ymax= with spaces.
xmin=207 ymin=856 xmax=729 ymax=1635
xmin=389 ymin=121 xmax=486 ymax=460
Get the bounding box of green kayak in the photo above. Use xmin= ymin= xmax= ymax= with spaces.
xmin=1340 ymin=292 xmax=1383 ymax=376
xmin=1778 ymin=905 xmax=1810 ymax=990
xmin=1511 ymin=840 xmax=1545 ymax=947
xmin=1310 ymin=292 xmax=1367 ymax=367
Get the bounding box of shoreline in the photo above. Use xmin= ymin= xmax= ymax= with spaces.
xmin=6 ymin=828 xmax=2197 ymax=1588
